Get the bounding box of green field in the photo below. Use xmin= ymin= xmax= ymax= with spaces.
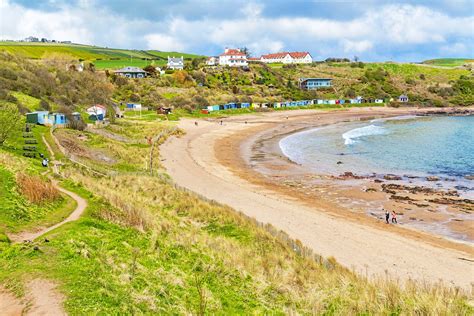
xmin=94 ymin=59 xmax=166 ymax=70
xmin=0 ymin=41 xmax=203 ymax=69
xmin=422 ymin=58 xmax=474 ymax=67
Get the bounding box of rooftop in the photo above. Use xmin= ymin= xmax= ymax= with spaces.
xmin=220 ymin=48 xmax=246 ymax=56
xmin=114 ymin=66 xmax=147 ymax=73
xmin=261 ymin=51 xmax=310 ymax=59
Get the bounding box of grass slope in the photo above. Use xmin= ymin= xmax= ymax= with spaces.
xmin=0 ymin=41 xmax=204 ymax=69
xmin=423 ymin=58 xmax=474 ymax=67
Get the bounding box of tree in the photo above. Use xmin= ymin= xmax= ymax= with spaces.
xmin=0 ymin=103 xmax=23 ymax=145
xmin=39 ymin=99 xmax=50 ymax=111
xmin=240 ymin=47 xmax=251 ymax=57
xmin=143 ymin=65 xmax=157 ymax=76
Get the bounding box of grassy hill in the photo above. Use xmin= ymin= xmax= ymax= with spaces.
xmin=0 ymin=41 xmax=204 ymax=70
xmin=422 ymin=58 xmax=474 ymax=67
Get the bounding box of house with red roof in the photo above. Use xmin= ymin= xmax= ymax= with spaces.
xmin=260 ymin=52 xmax=312 ymax=64
xmin=218 ymin=48 xmax=248 ymax=67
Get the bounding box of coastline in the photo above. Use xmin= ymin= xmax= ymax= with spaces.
xmin=245 ymin=112 xmax=474 ymax=242
xmin=161 ymin=106 xmax=474 ymax=289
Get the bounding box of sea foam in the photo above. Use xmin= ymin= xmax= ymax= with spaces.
xmin=342 ymin=125 xmax=387 ymax=145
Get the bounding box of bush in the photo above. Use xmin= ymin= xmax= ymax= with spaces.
xmin=39 ymin=99 xmax=50 ymax=111
xmin=5 ymin=94 xmax=17 ymax=103
xmin=69 ymin=118 xmax=87 ymax=131
xmin=16 ymin=173 xmax=61 ymax=204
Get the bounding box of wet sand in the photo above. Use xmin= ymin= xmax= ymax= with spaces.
xmin=161 ymin=106 xmax=474 ymax=289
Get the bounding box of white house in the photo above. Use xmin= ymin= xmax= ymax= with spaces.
xmin=206 ymin=56 xmax=218 ymax=66
xmin=218 ymin=48 xmax=248 ymax=67
xmin=86 ymin=104 xmax=107 ymax=121
xmin=167 ymin=56 xmax=184 ymax=70
xmin=260 ymin=52 xmax=312 ymax=64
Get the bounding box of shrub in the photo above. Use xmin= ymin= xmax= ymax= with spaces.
xmin=0 ymin=102 xmax=23 ymax=145
xmin=419 ymin=74 xmax=426 ymax=80
xmin=16 ymin=173 xmax=61 ymax=204
xmin=39 ymin=99 xmax=50 ymax=111
xmin=5 ymin=94 xmax=17 ymax=103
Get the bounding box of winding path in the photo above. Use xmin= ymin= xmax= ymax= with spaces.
xmin=8 ymin=132 xmax=88 ymax=243
xmin=9 ymin=183 xmax=87 ymax=243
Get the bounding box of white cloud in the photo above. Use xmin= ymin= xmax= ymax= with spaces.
xmin=144 ymin=33 xmax=185 ymax=51
xmin=440 ymin=42 xmax=468 ymax=56
xmin=0 ymin=0 xmax=472 ymax=61
xmin=343 ymin=40 xmax=373 ymax=53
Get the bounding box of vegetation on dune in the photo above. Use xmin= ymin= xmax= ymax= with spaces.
xmin=0 ymin=162 xmax=74 ymax=237
xmin=0 ymin=121 xmax=472 ymax=314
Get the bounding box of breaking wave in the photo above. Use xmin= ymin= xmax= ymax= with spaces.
xmin=342 ymin=125 xmax=387 ymax=145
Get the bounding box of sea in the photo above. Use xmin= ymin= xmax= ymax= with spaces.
xmin=280 ymin=115 xmax=474 ymax=198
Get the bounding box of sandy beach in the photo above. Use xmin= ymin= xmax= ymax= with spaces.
xmin=161 ymin=107 xmax=474 ymax=289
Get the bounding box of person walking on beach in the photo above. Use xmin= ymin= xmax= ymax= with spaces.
xmin=385 ymin=209 xmax=390 ymax=224
xmin=391 ymin=211 xmax=398 ymax=224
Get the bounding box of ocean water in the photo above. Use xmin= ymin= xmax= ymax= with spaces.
xmin=280 ymin=115 xmax=474 ymax=184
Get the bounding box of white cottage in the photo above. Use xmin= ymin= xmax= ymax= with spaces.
xmin=167 ymin=56 xmax=184 ymax=70
xmin=260 ymin=52 xmax=312 ymax=64
xmin=218 ymin=48 xmax=248 ymax=67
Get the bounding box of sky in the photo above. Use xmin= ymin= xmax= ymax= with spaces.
xmin=1 ymin=0 xmax=473 ymax=61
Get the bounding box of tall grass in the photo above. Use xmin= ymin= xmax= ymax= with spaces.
xmin=16 ymin=173 xmax=60 ymax=204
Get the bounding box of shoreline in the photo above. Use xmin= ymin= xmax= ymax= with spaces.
xmin=161 ymin=106 xmax=474 ymax=289
xmin=214 ymin=109 xmax=474 ymax=249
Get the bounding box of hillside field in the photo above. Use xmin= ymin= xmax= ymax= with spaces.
xmin=0 ymin=41 xmax=203 ymax=69
xmin=423 ymin=58 xmax=474 ymax=67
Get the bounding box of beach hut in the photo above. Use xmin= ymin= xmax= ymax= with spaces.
xmin=71 ymin=112 xmax=82 ymax=121
xmin=126 ymin=103 xmax=142 ymax=111
xmin=375 ymin=99 xmax=384 ymax=104
xmin=87 ymin=105 xmax=107 ymax=121
xmin=241 ymin=103 xmax=250 ymax=108
xmin=53 ymin=113 xmax=67 ymax=126
xmin=26 ymin=111 xmax=49 ymax=125
xmin=207 ymin=105 xmax=214 ymax=112
xmin=398 ymin=94 xmax=409 ymax=102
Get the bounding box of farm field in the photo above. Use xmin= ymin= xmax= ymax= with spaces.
xmin=94 ymin=59 xmax=166 ymax=70
xmin=0 ymin=41 xmax=203 ymax=69
xmin=422 ymin=58 xmax=474 ymax=67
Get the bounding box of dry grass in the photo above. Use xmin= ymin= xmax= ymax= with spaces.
xmin=62 ymin=168 xmax=472 ymax=314
xmin=16 ymin=173 xmax=60 ymax=204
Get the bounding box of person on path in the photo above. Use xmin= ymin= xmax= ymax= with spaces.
xmin=391 ymin=211 xmax=398 ymax=224
xmin=194 ymin=121 xmax=198 ymax=126
xmin=385 ymin=209 xmax=390 ymax=224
